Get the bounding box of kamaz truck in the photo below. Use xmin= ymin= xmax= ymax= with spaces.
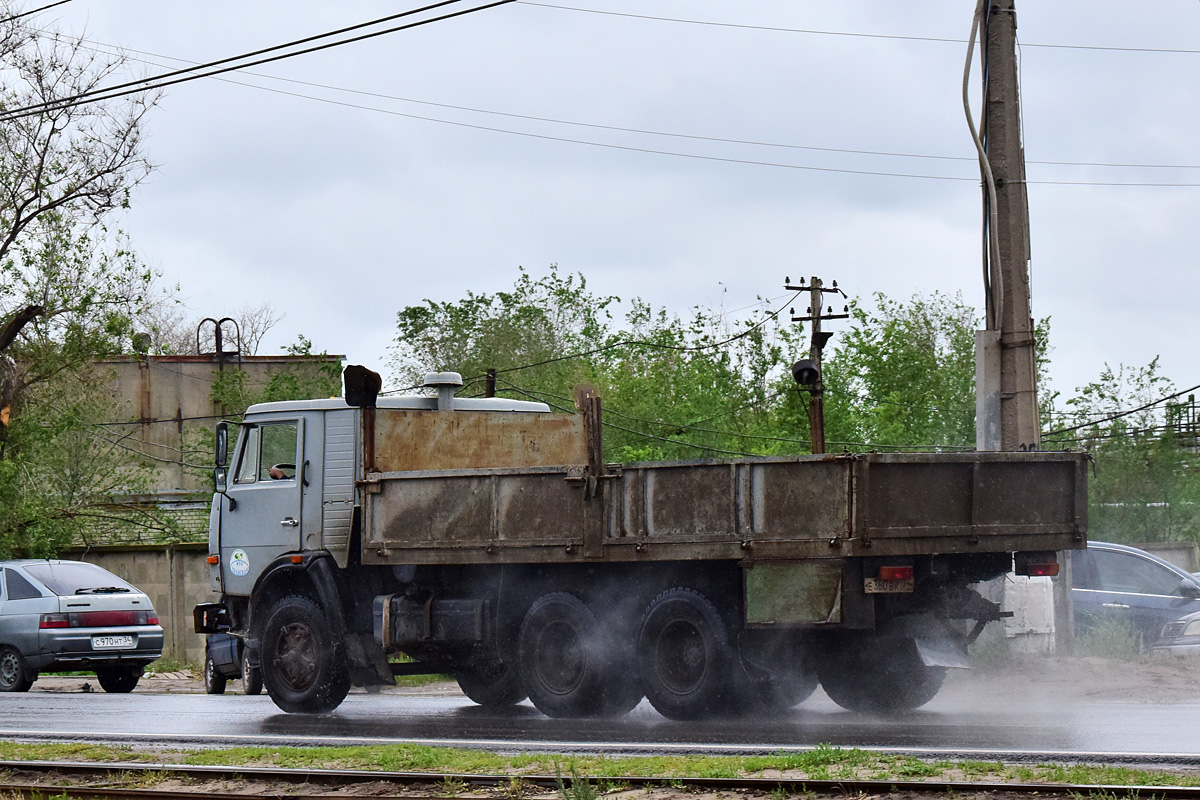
xmin=195 ymin=366 xmax=1086 ymax=718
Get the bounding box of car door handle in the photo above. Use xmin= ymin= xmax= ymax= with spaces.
xmin=280 ymin=517 xmax=299 ymax=527
xmin=1102 ymin=603 xmax=1130 ymax=609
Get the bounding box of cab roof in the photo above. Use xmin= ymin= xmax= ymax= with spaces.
xmin=245 ymin=396 xmax=552 ymax=415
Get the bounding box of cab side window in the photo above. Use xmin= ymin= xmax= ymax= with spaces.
xmin=259 ymin=423 xmax=298 ymax=481
xmin=1093 ymin=549 xmax=1183 ymax=596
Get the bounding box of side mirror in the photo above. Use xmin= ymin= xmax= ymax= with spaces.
xmin=214 ymin=466 xmax=228 ymax=494
xmin=1181 ymin=578 xmax=1200 ymax=599
xmin=215 ymin=422 xmax=229 ymax=467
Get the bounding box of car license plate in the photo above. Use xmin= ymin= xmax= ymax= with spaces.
xmin=92 ymin=635 xmax=134 ymax=650
xmin=863 ymin=577 xmax=914 ymax=594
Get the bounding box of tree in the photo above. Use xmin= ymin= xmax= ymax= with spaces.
xmin=0 ymin=6 xmax=161 ymax=555
xmin=1046 ymin=359 xmax=1200 ymax=545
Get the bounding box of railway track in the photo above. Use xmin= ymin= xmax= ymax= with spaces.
xmin=0 ymin=760 xmax=1198 ymax=800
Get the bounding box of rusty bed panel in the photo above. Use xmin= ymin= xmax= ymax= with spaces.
xmin=372 ymin=409 xmax=587 ymax=472
xmin=360 ymin=436 xmax=1087 ymax=563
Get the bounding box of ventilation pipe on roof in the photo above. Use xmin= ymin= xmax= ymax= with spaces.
xmin=423 ymin=372 xmax=463 ymax=411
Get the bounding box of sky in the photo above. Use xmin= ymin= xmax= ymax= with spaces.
xmin=39 ymin=0 xmax=1200 ymax=402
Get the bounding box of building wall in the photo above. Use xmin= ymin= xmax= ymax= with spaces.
xmin=67 ymin=543 xmax=214 ymax=666
xmin=99 ymin=354 xmax=342 ymax=495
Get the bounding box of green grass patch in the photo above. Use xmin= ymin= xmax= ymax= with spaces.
xmin=0 ymin=740 xmax=1197 ymax=789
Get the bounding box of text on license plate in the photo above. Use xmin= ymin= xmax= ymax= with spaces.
xmin=92 ymin=635 xmax=134 ymax=650
xmin=863 ymin=577 xmax=914 ymax=594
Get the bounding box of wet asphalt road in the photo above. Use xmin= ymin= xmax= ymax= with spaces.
xmin=2 ymin=676 xmax=1199 ymax=764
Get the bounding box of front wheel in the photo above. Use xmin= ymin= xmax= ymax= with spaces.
xmin=260 ymin=595 xmax=350 ymax=713
xmin=817 ymin=636 xmax=946 ymax=713
xmin=0 ymin=646 xmax=33 ymax=692
xmin=96 ymin=666 xmax=142 ymax=693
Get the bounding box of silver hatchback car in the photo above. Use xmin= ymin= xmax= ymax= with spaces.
xmin=0 ymin=560 xmax=164 ymax=693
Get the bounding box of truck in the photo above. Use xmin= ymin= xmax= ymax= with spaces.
xmin=195 ymin=366 xmax=1087 ymax=718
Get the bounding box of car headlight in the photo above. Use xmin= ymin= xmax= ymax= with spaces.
xmin=1184 ymin=620 xmax=1200 ymax=637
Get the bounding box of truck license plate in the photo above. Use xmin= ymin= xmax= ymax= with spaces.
xmin=863 ymin=577 xmax=914 ymax=594
xmin=92 ymin=635 xmax=134 ymax=650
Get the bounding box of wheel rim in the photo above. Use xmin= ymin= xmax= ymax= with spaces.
xmin=205 ymin=658 xmax=215 ymax=687
xmin=273 ymin=620 xmax=318 ymax=691
xmin=655 ymin=618 xmax=707 ymax=694
xmin=0 ymin=651 xmax=19 ymax=688
xmin=242 ymin=656 xmax=252 ymax=684
xmin=531 ymin=619 xmax=585 ymax=695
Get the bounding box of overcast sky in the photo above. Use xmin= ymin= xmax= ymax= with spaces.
xmin=45 ymin=1 xmax=1200 ymax=402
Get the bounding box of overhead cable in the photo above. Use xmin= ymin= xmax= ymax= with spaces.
xmin=0 ymin=0 xmax=515 ymax=122
xmin=520 ymin=2 xmax=1200 ymax=56
xmin=0 ymin=0 xmax=73 ymax=24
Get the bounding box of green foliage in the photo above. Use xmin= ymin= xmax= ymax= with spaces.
xmin=1047 ymin=358 xmax=1200 ymax=545
xmin=1075 ymin=614 xmax=1146 ymax=659
xmin=390 ymin=269 xmax=980 ymax=461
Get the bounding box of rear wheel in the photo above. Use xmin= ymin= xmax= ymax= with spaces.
xmin=0 ymin=646 xmax=32 ymax=692
xmin=241 ymin=652 xmax=263 ymax=696
xmin=96 ymin=666 xmax=142 ymax=693
xmin=519 ymin=592 xmax=634 ymax=718
xmin=638 ymin=588 xmax=741 ymax=720
xmin=817 ymin=636 xmax=946 ymax=713
xmin=203 ymin=650 xmax=227 ymax=695
xmin=456 ymin=659 xmax=527 ymax=707
xmin=260 ymin=595 xmax=350 ymax=713
xmin=747 ymin=665 xmax=818 ymax=711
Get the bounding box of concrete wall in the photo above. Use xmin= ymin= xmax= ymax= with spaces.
xmin=99 ymin=354 xmax=342 ymax=495
xmin=1132 ymin=541 xmax=1200 ymax=573
xmin=67 ymin=543 xmax=215 ymax=666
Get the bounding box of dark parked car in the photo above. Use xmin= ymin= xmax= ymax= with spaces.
xmin=1071 ymin=542 xmax=1200 ymax=645
xmin=0 ymin=560 xmax=164 ymax=693
xmin=203 ymin=632 xmax=262 ymax=695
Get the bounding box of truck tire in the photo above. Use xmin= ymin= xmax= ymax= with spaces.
xmin=638 ymin=588 xmax=741 ymax=720
xmin=0 ymin=646 xmax=33 ymax=692
xmin=456 ymin=660 xmax=527 ymax=707
xmin=204 ymin=650 xmax=227 ymax=695
xmin=817 ymin=636 xmax=946 ymax=713
xmin=96 ymin=666 xmax=142 ymax=693
xmin=260 ymin=595 xmax=350 ymax=714
xmin=747 ymin=665 xmax=818 ymax=712
xmin=241 ymin=652 xmax=264 ymax=696
xmin=518 ymin=592 xmax=624 ymax=718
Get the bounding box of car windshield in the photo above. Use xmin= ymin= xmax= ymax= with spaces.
xmin=23 ymin=562 xmax=135 ymax=596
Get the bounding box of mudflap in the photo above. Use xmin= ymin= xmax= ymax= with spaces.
xmin=345 ymin=632 xmax=395 ymax=687
xmin=914 ymin=635 xmax=971 ymax=669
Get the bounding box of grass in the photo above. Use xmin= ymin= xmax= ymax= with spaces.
xmin=1075 ymin=616 xmax=1147 ymax=660
xmin=0 ymin=740 xmax=1199 ymax=789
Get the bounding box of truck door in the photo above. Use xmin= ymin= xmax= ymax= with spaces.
xmin=218 ymin=418 xmax=305 ymax=597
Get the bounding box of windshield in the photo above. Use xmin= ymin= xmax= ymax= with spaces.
xmin=23 ymin=562 xmax=136 ymax=596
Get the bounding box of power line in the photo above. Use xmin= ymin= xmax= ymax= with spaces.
xmin=1042 ymin=382 xmax=1200 ymax=437
xmin=520 ymin=2 xmax=1200 ymax=56
xmin=0 ymin=0 xmax=515 ymax=122
xmin=71 ymin=35 xmax=1200 ymax=173
xmin=0 ymin=0 xmax=73 ymax=24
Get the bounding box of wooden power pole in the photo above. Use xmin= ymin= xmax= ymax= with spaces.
xmin=975 ymin=0 xmax=1040 ymax=453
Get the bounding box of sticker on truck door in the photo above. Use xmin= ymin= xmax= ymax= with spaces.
xmin=230 ymin=549 xmax=250 ymax=577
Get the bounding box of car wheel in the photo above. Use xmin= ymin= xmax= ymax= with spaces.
xmin=0 ymin=646 xmax=32 ymax=692
xmin=259 ymin=595 xmax=350 ymax=713
xmin=96 ymin=666 xmax=142 ymax=694
xmin=204 ymin=650 xmax=227 ymax=695
xmin=518 ymin=592 xmax=617 ymax=718
xmin=241 ymin=652 xmax=264 ymax=696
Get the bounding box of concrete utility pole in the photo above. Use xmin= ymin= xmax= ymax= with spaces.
xmin=974 ymin=0 xmax=1040 ymax=453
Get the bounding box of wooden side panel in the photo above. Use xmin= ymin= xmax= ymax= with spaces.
xmin=372 ymin=410 xmax=587 ymax=473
